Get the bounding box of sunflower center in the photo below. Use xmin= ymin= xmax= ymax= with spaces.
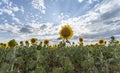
xmin=44 ymin=40 xmax=49 ymax=45
xmin=61 ymin=28 xmax=71 ymax=37
xmin=31 ymin=40 xmax=36 ymax=43
xmin=99 ymin=40 xmax=104 ymax=44
xmin=79 ymin=38 xmax=83 ymax=42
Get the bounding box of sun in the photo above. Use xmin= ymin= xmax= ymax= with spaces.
xmin=59 ymin=25 xmax=73 ymax=40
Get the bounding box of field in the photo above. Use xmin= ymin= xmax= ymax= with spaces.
xmin=0 ymin=25 xmax=120 ymax=73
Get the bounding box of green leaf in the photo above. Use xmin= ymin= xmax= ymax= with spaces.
xmin=52 ymin=68 xmax=63 ymax=73
xmin=66 ymin=40 xmax=71 ymax=45
xmin=57 ymin=37 xmax=62 ymax=40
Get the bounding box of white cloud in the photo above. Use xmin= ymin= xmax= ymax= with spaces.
xmin=0 ymin=22 xmax=60 ymax=43
xmin=60 ymin=0 xmax=120 ymax=41
xmin=32 ymin=0 xmax=46 ymax=14
xmin=78 ymin=0 xmax=84 ymax=3
xmin=0 ymin=22 xmax=52 ymax=34
xmin=0 ymin=11 xmax=2 ymax=15
xmin=94 ymin=0 xmax=120 ymax=14
xmin=12 ymin=6 xmax=19 ymax=12
xmin=12 ymin=17 xmax=21 ymax=24
xmin=0 ymin=8 xmax=13 ymax=15
xmin=58 ymin=13 xmax=69 ymax=20
xmin=9 ymin=2 xmax=12 ymax=7
xmin=23 ymin=22 xmax=57 ymax=35
xmin=0 ymin=23 xmax=19 ymax=34
xmin=0 ymin=8 xmax=21 ymax=24
xmin=2 ymin=0 xmax=9 ymax=4
xmin=20 ymin=6 xmax=24 ymax=14
xmin=78 ymin=0 xmax=94 ymax=4
xmin=0 ymin=1 xmax=22 ymax=24
xmin=88 ymin=0 xmax=93 ymax=4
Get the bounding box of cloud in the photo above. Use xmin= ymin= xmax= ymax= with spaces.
xmin=20 ymin=27 xmax=33 ymax=33
xmin=0 ymin=22 xmax=57 ymax=35
xmin=12 ymin=17 xmax=21 ymax=24
xmin=0 ymin=12 xmax=2 ymax=15
xmin=2 ymin=0 xmax=120 ymax=42
xmin=0 ymin=22 xmax=60 ymax=42
xmin=58 ymin=13 xmax=69 ymax=21
xmin=100 ymin=7 xmax=120 ymax=21
xmin=88 ymin=0 xmax=92 ymax=4
xmin=94 ymin=0 xmax=120 ymax=14
xmin=0 ymin=0 xmax=23 ymax=24
xmin=12 ymin=6 xmax=19 ymax=12
xmin=0 ymin=23 xmax=19 ymax=34
xmin=78 ymin=0 xmax=96 ymax=4
xmin=78 ymin=0 xmax=84 ymax=3
xmin=0 ymin=7 xmax=21 ymax=24
xmin=2 ymin=0 xmax=9 ymax=4
xmin=60 ymin=0 xmax=120 ymax=41
xmin=39 ymin=24 xmax=47 ymax=30
xmin=0 ymin=8 xmax=13 ymax=15
xmin=87 ymin=0 xmax=120 ymax=39
xmin=20 ymin=6 xmax=24 ymax=14
xmin=32 ymin=0 xmax=46 ymax=14
xmin=78 ymin=0 xmax=95 ymax=4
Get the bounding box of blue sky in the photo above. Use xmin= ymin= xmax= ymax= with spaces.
xmin=0 ymin=0 xmax=120 ymax=44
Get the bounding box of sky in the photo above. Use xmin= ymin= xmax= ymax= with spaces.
xmin=0 ymin=0 xmax=120 ymax=44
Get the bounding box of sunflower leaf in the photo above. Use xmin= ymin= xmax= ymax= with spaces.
xmin=66 ymin=40 xmax=71 ymax=45
xmin=57 ymin=37 xmax=62 ymax=40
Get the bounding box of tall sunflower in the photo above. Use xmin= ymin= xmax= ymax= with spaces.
xmin=59 ymin=25 xmax=73 ymax=40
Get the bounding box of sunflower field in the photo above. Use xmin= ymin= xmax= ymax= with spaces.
xmin=0 ymin=25 xmax=120 ymax=73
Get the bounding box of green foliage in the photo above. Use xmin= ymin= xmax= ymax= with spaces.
xmin=0 ymin=41 xmax=120 ymax=73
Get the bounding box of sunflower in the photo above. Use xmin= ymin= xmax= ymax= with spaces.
xmin=0 ymin=43 xmax=3 ymax=47
xmin=3 ymin=43 xmax=7 ymax=47
xmin=25 ymin=40 xmax=29 ymax=46
xmin=104 ymin=40 xmax=107 ymax=44
xmin=44 ymin=39 xmax=50 ymax=45
xmin=59 ymin=25 xmax=73 ymax=40
xmin=75 ymin=44 xmax=79 ymax=47
xmin=79 ymin=38 xmax=84 ymax=43
xmin=98 ymin=39 xmax=106 ymax=45
xmin=8 ymin=39 xmax=18 ymax=48
xmin=0 ymin=43 xmax=3 ymax=46
xmin=30 ymin=38 xmax=38 ymax=44
xmin=116 ymin=40 xmax=120 ymax=44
